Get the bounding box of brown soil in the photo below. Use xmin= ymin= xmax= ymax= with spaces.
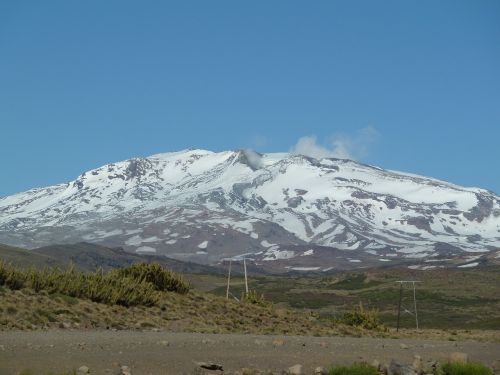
xmin=0 ymin=330 xmax=499 ymax=375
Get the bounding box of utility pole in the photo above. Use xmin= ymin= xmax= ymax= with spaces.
xmin=226 ymin=260 xmax=232 ymax=300
xmin=395 ymin=280 xmax=421 ymax=331
xmin=225 ymin=257 xmax=250 ymax=300
xmin=413 ymin=281 xmax=419 ymax=330
xmin=243 ymin=258 xmax=249 ymax=294
xmin=397 ymin=282 xmax=403 ymax=332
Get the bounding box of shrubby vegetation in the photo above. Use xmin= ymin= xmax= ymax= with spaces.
xmin=0 ymin=261 xmax=190 ymax=307
xmin=435 ymin=362 xmax=493 ymax=375
xmin=337 ymin=302 xmax=385 ymax=331
xmin=328 ymin=363 xmax=378 ymax=375
xmin=326 ymin=362 xmax=493 ymax=375
xmin=111 ymin=262 xmax=190 ymax=294
xmin=242 ymin=289 xmax=272 ymax=308
xmin=17 ymin=370 xmax=76 ymax=375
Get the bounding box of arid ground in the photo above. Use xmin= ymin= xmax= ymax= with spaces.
xmin=1 ymin=330 xmax=499 ymax=375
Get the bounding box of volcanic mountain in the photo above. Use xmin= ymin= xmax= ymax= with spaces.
xmin=1 ymin=149 xmax=499 ymax=271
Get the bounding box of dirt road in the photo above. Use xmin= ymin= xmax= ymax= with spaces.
xmin=0 ymin=330 xmax=499 ymax=374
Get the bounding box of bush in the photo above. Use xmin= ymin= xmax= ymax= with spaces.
xmin=436 ymin=362 xmax=493 ymax=375
xmin=329 ymin=363 xmax=379 ymax=375
xmin=337 ymin=302 xmax=384 ymax=330
xmin=111 ymin=263 xmax=190 ymax=294
xmin=0 ymin=261 xmax=25 ymax=290
xmin=242 ymin=290 xmax=272 ymax=308
xmin=0 ymin=262 xmax=189 ymax=307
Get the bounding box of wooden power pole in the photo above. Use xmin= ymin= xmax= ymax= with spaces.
xmin=243 ymin=258 xmax=249 ymax=294
xmin=226 ymin=260 xmax=232 ymax=300
xmin=225 ymin=258 xmax=250 ymax=300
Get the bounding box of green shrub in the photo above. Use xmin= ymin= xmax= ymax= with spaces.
xmin=0 ymin=261 xmax=25 ymax=290
xmin=337 ymin=302 xmax=384 ymax=330
xmin=437 ymin=362 xmax=493 ymax=375
xmin=329 ymin=363 xmax=379 ymax=375
xmin=17 ymin=370 xmax=77 ymax=375
xmin=0 ymin=262 xmax=189 ymax=307
xmin=242 ymin=290 xmax=271 ymax=308
xmin=112 ymin=263 xmax=190 ymax=294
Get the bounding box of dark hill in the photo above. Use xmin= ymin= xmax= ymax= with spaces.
xmin=0 ymin=242 xmax=224 ymax=274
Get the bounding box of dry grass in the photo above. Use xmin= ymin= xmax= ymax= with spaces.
xmin=336 ymin=302 xmax=385 ymax=331
xmin=0 ymin=262 xmax=189 ymax=307
xmin=1 ymin=262 xmax=498 ymax=341
xmin=0 ymin=262 xmax=360 ymax=335
xmin=201 ymin=266 xmax=500 ymax=331
xmin=0 ymin=286 xmax=350 ymax=335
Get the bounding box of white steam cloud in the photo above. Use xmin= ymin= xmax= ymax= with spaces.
xmin=290 ymin=136 xmax=338 ymax=159
xmin=242 ymin=149 xmax=263 ymax=169
xmin=290 ymin=126 xmax=378 ymax=161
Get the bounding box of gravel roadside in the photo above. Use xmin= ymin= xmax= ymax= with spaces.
xmin=0 ymin=330 xmax=499 ymax=374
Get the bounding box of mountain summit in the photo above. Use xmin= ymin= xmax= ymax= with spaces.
xmin=1 ymin=149 xmax=499 ymax=271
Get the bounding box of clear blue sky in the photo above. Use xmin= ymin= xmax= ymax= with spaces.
xmin=1 ymin=1 xmax=499 ymax=196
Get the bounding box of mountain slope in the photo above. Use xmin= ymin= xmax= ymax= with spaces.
xmin=0 ymin=243 xmax=59 ymax=268
xmin=0 ymin=242 xmax=225 ymax=274
xmin=1 ymin=149 xmax=499 ymax=270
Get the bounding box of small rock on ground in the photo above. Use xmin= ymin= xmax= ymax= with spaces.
xmin=288 ymin=364 xmax=303 ymax=375
xmin=412 ymin=355 xmax=423 ymax=373
xmin=272 ymin=339 xmax=285 ymax=346
xmin=197 ymin=362 xmax=224 ymax=371
xmin=120 ymin=365 xmax=132 ymax=375
xmin=371 ymin=360 xmax=381 ymax=370
xmin=388 ymin=359 xmax=418 ymax=375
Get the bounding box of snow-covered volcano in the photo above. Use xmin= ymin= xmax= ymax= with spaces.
xmin=1 ymin=149 xmax=499 ymax=271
